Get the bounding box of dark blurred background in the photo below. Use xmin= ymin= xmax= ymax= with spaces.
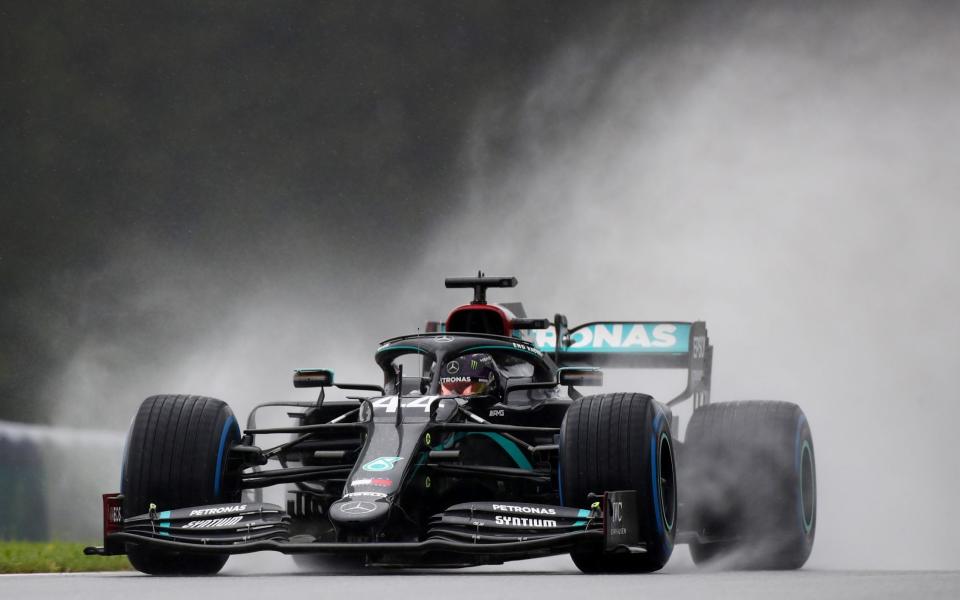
xmin=2 ymin=1 xmax=681 ymax=425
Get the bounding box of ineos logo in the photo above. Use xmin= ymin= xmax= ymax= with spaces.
xmin=446 ymin=361 xmax=460 ymax=374
xmin=611 ymin=501 xmax=623 ymax=524
xmin=339 ymin=501 xmax=377 ymax=515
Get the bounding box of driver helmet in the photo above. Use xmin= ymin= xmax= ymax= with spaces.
xmin=439 ymin=353 xmax=500 ymax=397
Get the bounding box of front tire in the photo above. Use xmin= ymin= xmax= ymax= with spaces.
xmin=682 ymin=401 xmax=816 ymax=569
xmin=122 ymin=394 xmax=241 ymax=575
xmin=560 ymin=393 xmax=676 ymax=573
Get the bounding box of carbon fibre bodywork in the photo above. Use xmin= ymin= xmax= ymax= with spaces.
xmin=86 ymin=276 xmax=711 ymax=568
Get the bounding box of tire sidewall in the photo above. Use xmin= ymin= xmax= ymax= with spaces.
xmin=789 ymin=412 xmax=816 ymax=564
xmin=646 ymin=404 xmax=677 ymax=563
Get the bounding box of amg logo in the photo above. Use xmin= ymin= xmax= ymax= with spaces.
xmin=189 ymin=505 xmax=246 ymax=516
xmin=488 ymin=409 xmax=505 ymax=417
xmin=494 ymin=515 xmax=557 ymax=528
xmin=492 ymin=504 xmax=557 ymax=515
xmin=183 ymin=516 xmax=243 ymax=529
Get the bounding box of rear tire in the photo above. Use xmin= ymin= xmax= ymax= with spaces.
xmin=560 ymin=393 xmax=676 ymax=573
xmin=682 ymin=401 xmax=816 ymax=569
xmin=122 ymin=394 xmax=241 ymax=575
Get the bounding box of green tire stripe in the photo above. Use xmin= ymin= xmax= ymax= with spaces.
xmin=800 ymin=439 xmax=814 ymax=533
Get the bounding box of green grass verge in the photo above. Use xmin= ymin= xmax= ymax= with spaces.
xmin=0 ymin=541 xmax=132 ymax=573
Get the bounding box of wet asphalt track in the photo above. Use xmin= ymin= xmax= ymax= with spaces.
xmin=3 ymin=554 xmax=959 ymax=600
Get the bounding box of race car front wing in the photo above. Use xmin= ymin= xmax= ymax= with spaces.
xmin=84 ymin=491 xmax=645 ymax=564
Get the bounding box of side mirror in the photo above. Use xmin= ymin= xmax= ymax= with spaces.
xmin=558 ymin=367 xmax=603 ymax=387
xmin=293 ymin=369 xmax=335 ymax=388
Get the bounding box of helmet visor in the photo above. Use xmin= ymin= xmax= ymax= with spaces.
xmin=440 ymin=378 xmax=491 ymax=397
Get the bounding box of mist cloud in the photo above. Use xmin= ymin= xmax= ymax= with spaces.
xmin=419 ymin=0 xmax=960 ymax=569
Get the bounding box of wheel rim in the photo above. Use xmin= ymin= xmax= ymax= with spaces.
xmin=800 ymin=440 xmax=815 ymax=533
xmin=658 ymin=432 xmax=676 ymax=532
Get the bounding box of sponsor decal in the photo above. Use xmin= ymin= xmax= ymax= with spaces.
xmin=339 ymin=501 xmax=377 ymax=515
xmin=609 ymin=500 xmax=627 ymax=535
xmin=488 ymin=409 xmax=505 ymax=417
xmin=512 ymin=342 xmax=543 ymax=357
xmin=440 ymin=376 xmax=471 ymax=383
xmin=434 ymin=336 xmax=454 ymax=343
xmin=521 ymin=323 xmax=691 ymax=353
xmin=351 ymin=477 xmax=393 ymax=487
xmin=183 ymin=516 xmax=244 ymax=529
xmin=343 ymin=491 xmax=387 ymax=498
xmin=189 ymin=505 xmax=246 ymax=517
xmin=692 ymin=335 xmax=706 ymax=359
xmin=494 ymin=515 xmax=557 ymax=528
xmin=362 ymin=456 xmax=404 ymax=472
xmin=446 ymin=360 xmax=461 ymax=374
xmin=492 ymin=504 xmax=557 ymax=515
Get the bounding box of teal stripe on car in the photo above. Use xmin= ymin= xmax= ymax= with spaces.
xmin=434 ymin=431 xmax=532 ymax=470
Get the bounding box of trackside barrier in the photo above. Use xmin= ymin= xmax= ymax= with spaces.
xmin=0 ymin=420 xmax=124 ymax=541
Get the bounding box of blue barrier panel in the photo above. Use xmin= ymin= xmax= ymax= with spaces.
xmin=0 ymin=433 xmax=48 ymax=540
xmin=0 ymin=421 xmax=124 ymax=541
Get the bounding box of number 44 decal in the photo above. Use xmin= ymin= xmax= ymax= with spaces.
xmin=369 ymin=395 xmax=441 ymax=413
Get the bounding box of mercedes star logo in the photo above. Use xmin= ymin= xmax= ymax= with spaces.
xmin=434 ymin=336 xmax=454 ymax=343
xmin=446 ymin=360 xmax=460 ymax=374
xmin=339 ymin=501 xmax=377 ymax=515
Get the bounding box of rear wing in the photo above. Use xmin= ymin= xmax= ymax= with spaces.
xmin=519 ymin=321 xmax=712 ymax=408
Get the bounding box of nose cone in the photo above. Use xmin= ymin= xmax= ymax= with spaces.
xmin=328 ymin=498 xmax=391 ymax=529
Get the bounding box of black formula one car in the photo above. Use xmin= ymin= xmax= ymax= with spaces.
xmin=86 ymin=275 xmax=816 ymax=574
